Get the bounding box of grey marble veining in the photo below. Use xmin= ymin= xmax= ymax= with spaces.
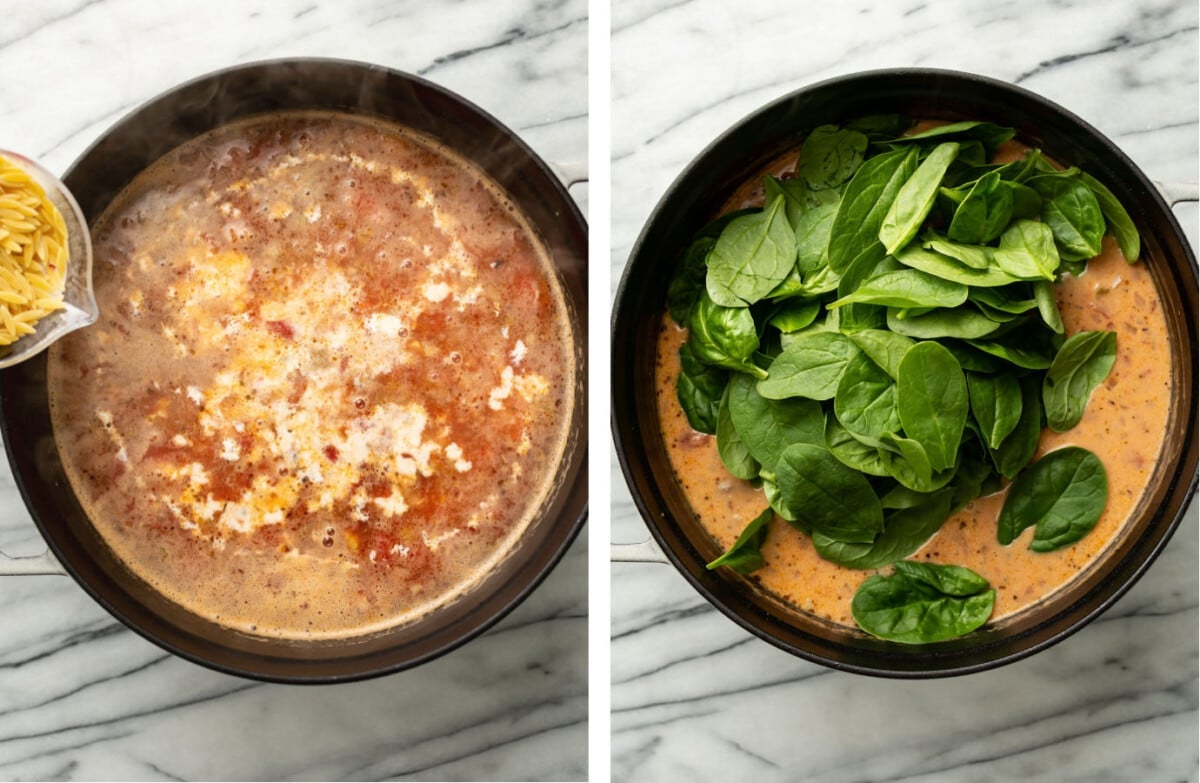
xmin=0 ymin=1 xmax=587 ymax=781
xmin=610 ymin=0 xmax=1198 ymax=781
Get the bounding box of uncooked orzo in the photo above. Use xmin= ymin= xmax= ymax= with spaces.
xmin=0 ymin=155 xmax=67 ymax=345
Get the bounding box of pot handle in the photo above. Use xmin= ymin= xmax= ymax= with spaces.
xmin=0 ymin=548 xmax=66 ymax=576
xmin=1155 ymin=181 xmax=1199 ymax=206
xmin=549 ymin=160 xmax=588 ymax=189
xmin=610 ymin=538 xmax=669 ymax=564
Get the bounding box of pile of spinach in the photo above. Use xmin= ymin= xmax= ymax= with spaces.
xmin=674 ymin=116 xmax=1139 ymax=644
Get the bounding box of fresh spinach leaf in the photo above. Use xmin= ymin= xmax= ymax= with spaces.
xmin=878 ymin=432 xmax=958 ymax=493
xmin=886 ymin=305 xmax=1004 ymax=340
xmin=767 ymin=299 xmax=821 ymax=333
xmin=851 ymin=560 xmax=995 ymax=643
xmin=676 ymin=342 xmax=728 ymax=434
xmin=706 ymin=194 xmax=797 ymax=307
xmin=922 ymin=233 xmax=992 ymax=270
xmin=706 ymin=506 xmax=773 ymax=574
xmin=1079 ymin=171 xmax=1140 ymax=262
xmin=758 ymin=331 xmax=860 ymax=401
xmin=815 ymin=488 xmax=952 ymax=569
xmin=966 ymin=372 xmax=1023 ymax=449
xmin=688 ymin=290 xmax=767 ymax=378
xmin=829 ymin=268 xmax=968 ymax=310
xmin=880 ymin=142 xmax=960 ymax=255
xmin=997 ymin=446 xmax=1108 ymax=551
xmin=848 ymin=329 xmax=916 ymax=380
xmin=1029 ymin=174 xmax=1106 ymax=261
xmin=846 ymin=114 xmax=913 ymax=142
xmin=761 ymin=471 xmax=803 ymax=527
xmin=896 ymin=341 xmax=969 ymax=472
xmin=968 ymin=285 xmax=1037 ymax=316
xmin=1008 ymin=182 xmax=1042 ymax=219
xmin=727 ymin=373 xmax=825 ymax=472
xmin=897 ymin=245 xmax=1018 ymax=288
xmin=798 ymin=125 xmax=869 ymax=191
xmin=826 ymin=416 xmax=891 ymax=477
xmin=834 ymin=246 xmax=891 ymax=333
xmin=947 ymin=170 xmax=1013 ymax=245
xmin=887 ymin=120 xmax=1015 ymax=156
xmin=1043 ymin=330 xmax=1117 ymax=431
xmin=992 ymin=219 xmax=1060 ymax=281
xmin=894 ymin=560 xmax=991 ymax=596
xmin=775 ymin=443 xmax=884 ymax=543
xmin=667 ymin=236 xmax=715 ymax=325
xmin=989 ymin=373 xmax=1043 ymax=479
xmin=716 ymin=383 xmax=759 ymax=479
xmin=828 ymin=146 xmax=919 ymax=272
xmin=965 ymin=330 xmax=1056 ymax=370
xmin=795 ymin=200 xmax=839 ymax=275
xmin=1033 ymin=279 xmax=1064 ymax=334
xmin=834 ymin=351 xmax=901 ymax=441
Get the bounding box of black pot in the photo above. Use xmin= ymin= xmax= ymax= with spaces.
xmin=612 ymin=68 xmax=1197 ymax=678
xmin=0 ymin=58 xmax=588 ymax=683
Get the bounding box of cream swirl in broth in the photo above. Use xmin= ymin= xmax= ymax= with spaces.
xmin=49 ymin=112 xmax=574 ymax=639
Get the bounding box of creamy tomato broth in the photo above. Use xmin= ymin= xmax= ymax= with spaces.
xmin=656 ymin=140 xmax=1172 ymax=628
xmin=49 ymin=112 xmax=575 ymax=639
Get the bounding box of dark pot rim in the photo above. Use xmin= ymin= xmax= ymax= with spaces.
xmin=611 ymin=67 xmax=1197 ymax=678
xmin=1 ymin=57 xmax=588 ymax=684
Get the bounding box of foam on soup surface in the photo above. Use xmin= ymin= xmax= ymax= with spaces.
xmin=49 ymin=112 xmax=575 ymax=639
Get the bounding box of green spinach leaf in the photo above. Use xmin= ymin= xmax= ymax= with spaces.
xmin=886 ymin=305 xmax=1004 ymax=340
xmin=766 ymin=299 xmax=822 ymax=333
xmin=667 ymin=236 xmax=715 ymax=325
xmin=1079 ymin=171 xmax=1139 ymax=262
xmin=758 ymin=331 xmax=860 ymax=401
xmin=727 ymin=373 xmax=825 ymax=472
xmin=896 ymin=341 xmax=969 ymax=472
xmin=1042 ymin=330 xmax=1116 ymax=431
xmin=834 ymin=351 xmax=902 ymax=440
xmin=716 ymin=383 xmax=759 ymax=479
xmin=966 ymin=372 xmax=1023 ymax=449
xmin=897 ymin=244 xmax=1017 ymax=288
xmin=676 ymin=342 xmax=728 ymax=434
xmin=829 ymin=268 xmax=968 ymax=310
xmin=815 ymin=488 xmax=952 ymax=569
xmin=880 ymin=142 xmax=960 ymax=255
xmin=992 ymin=220 xmax=1060 ymax=281
xmin=851 ymin=560 xmax=995 ymax=643
xmin=947 ymin=170 xmax=1013 ymax=244
xmin=1029 ymin=174 xmax=1106 ymax=261
xmin=997 ymin=446 xmax=1108 ymax=551
xmin=706 ymin=194 xmax=797 ymax=307
xmin=989 ymin=373 xmax=1044 ymax=479
xmin=687 ymin=291 xmax=767 ymax=378
xmin=775 ymin=443 xmax=884 ymax=543
xmin=848 ymin=329 xmax=916 ymax=380
xmin=828 ymin=146 xmax=919 ymax=272
xmin=797 ymin=125 xmax=869 ymax=191
xmin=706 ymin=507 xmax=773 ymax=574
xmin=1033 ymin=279 xmax=1064 ymax=334
xmin=826 ymin=416 xmax=891 ymax=477
xmin=888 ymin=121 xmax=1014 ymax=156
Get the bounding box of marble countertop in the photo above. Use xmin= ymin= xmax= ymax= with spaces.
xmin=611 ymin=1 xmax=1198 ymax=781
xmin=0 ymin=1 xmax=587 ymax=781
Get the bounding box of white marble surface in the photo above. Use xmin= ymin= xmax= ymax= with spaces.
xmin=0 ymin=1 xmax=587 ymax=781
xmin=611 ymin=1 xmax=1198 ymax=781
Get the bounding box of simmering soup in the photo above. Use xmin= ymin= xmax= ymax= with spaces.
xmin=49 ymin=112 xmax=574 ymax=639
